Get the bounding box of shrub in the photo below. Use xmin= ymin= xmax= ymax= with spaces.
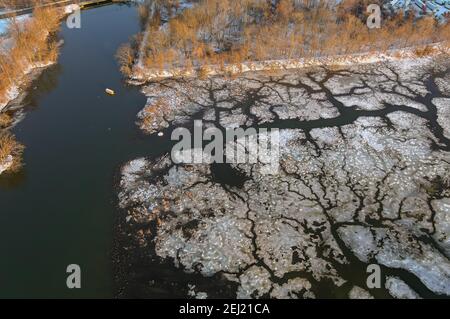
xmin=0 ymin=113 xmax=12 ymax=128
xmin=414 ymin=45 xmax=437 ymax=57
xmin=141 ymin=98 xmax=171 ymax=130
xmin=0 ymin=131 xmax=25 ymax=173
xmin=0 ymin=2 xmax=61 ymax=105
xmin=197 ymin=65 xmax=210 ymax=80
xmin=116 ymin=44 xmax=135 ymax=77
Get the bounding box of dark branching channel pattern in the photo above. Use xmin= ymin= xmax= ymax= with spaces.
xmin=117 ymin=56 xmax=450 ymax=299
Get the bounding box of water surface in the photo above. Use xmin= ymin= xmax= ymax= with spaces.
xmin=0 ymin=4 xmax=166 ymax=298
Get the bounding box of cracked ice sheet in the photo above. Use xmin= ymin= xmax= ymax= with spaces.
xmin=385 ymin=276 xmax=421 ymax=299
xmin=338 ymin=225 xmax=450 ymax=295
xmin=119 ymin=57 xmax=450 ymax=298
xmin=433 ymin=98 xmax=450 ymax=139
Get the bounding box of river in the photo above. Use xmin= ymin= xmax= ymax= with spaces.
xmin=0 ymin=3 xmax=166 ymax=298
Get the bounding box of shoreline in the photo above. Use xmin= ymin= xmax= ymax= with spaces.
xmin=0 ymin=59 xmax=58 ymax=112
xmin=0 ymin=50 xmax=60 ymax=177
xmin=130 ymin=42 xmax=450 ymax=83
xmin=0 ymin=5 xmax=63 ymax=176
xmin=0 ymin=6 xmax=64 ymax=112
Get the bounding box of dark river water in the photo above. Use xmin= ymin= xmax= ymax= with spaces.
xmin=0 ymin=4 xmax=171 ymax=298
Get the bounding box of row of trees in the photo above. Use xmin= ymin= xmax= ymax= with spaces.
xmin=0 ymin=3 xmax=61 ymax=106
xmin=121 ymin=0 xmax=450 ymax=76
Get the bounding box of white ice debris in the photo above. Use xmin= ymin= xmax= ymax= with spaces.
xmin=348 ymin=286 xmax=374 ymax=299
xmin=187 ymin=284 xmax=208 ymax=299
xmin=339 ymin=225 xmax=450 ymax=296
xmin=385 ymin=277 xmax=421 ymax=299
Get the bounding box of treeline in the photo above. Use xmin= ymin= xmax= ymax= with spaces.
xmin=0 ymin=4 xmax=61 ymax=106
xmin=122 ymin=0 xmax=450 ymax=76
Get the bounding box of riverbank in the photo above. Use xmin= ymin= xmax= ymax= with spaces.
xmin=131 ymin=42 xmax=450 ymax=82
xmin=0 ymin=3 xmax=147 ymax=297
xmin=0 ymin=131 xmax=24 ymax=175
xmin=0 ymin=6 xmax=63 ymax=175
xmin=0 ymin=60 xmax=58 ymax=176
xmin=124 ymin=0 xmax=450 ymax=84
xmin=0 ymin=60 xmax=59 ymax=111
xmin=0 ymin=7 xmax=62 ymax=111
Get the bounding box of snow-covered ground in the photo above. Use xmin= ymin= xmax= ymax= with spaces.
xmin=0 ymin=14 xmax=31 ymax=36
xmin=0 ymin=60 xmax=56 ymax=112
xmin=0 ymin=14 xmax=57 ymax=111
xmin=0 ymin=19 xmax=8 ymax=35
xmin=132 ymin=42 xmax=450 ymax=82
xmin=0 ymin=155 xmax=13 ymax=175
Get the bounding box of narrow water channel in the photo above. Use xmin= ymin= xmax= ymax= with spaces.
xmin=0 ymin=4 xmax=167 ymax=298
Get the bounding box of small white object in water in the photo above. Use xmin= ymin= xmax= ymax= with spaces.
xmin=158 ymin=132 xmax=164 ymax=137
xmin=105 ymin=88 xmax=115 ymax=95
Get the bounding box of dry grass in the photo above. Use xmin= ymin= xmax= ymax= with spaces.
xmin=414 ymin=45 xmax=438 ymax=57
xmin=0 ymin=2 xmax=61 ymax=105
xmin=197 ymin=65 xmax=210 ymax=80
xmin=0 ymin=131 xmax=25 ymax=173
xmin=141 ymin=98 xmax=170 ymax=129
xmin=0 ymin=113 xmax=12 ymax=128
xmin=116 ymin=43 xmax=135 ymax=77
